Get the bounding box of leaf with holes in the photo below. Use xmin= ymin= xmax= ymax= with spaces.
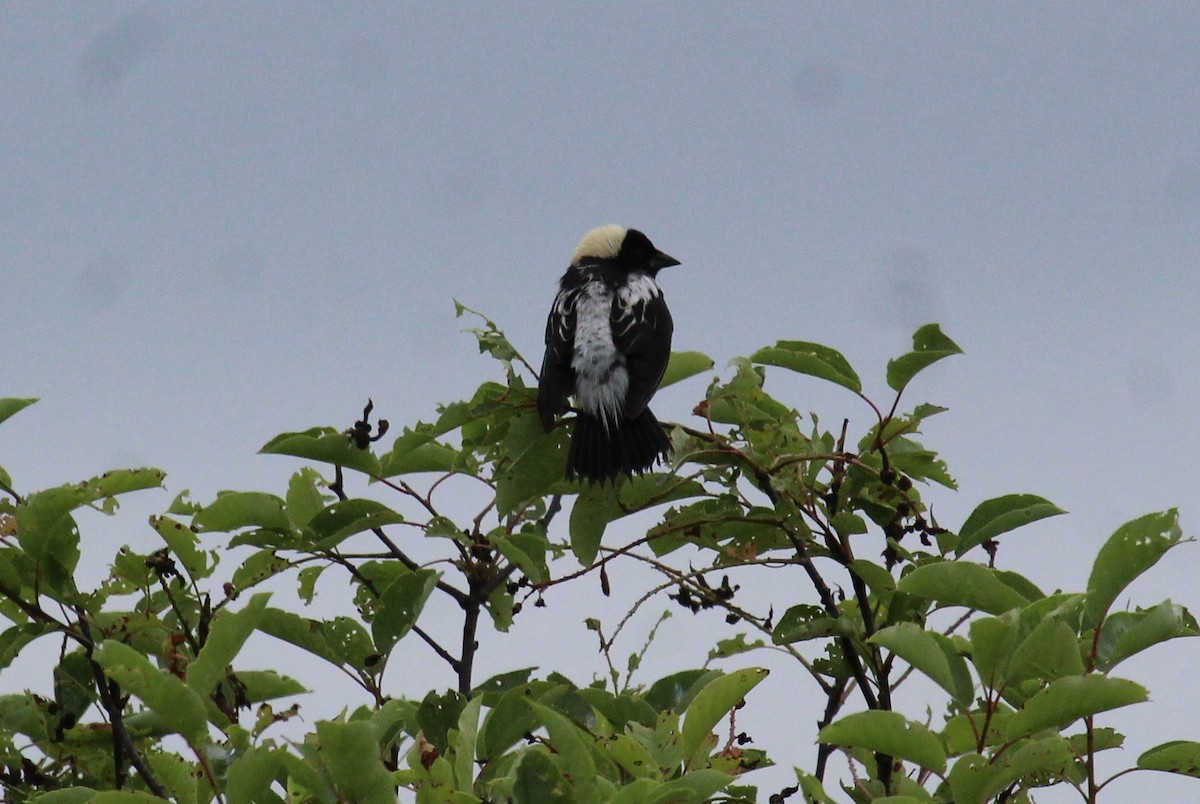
xmin=956 ymin=494 xmax=1065 ymax=557
xmin=750 ymin=341 xmax=861 ymax=393
xmin=886 ymin=324 xmax=963 ymax=392
xmin=680 ymin=667 xmax=769 ymax=766
xmin=1006 ymin=676 xmax=1147 ymax=740
xmin=819 ymin=710 xmax=946 ymax=773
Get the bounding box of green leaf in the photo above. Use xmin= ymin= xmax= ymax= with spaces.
xmin=644 ymin=770 xmax=734 ymax=802
xmin=231 ymin=549 xmax=291 ymax=593
xmin=1005 ymin=675 xmax=1147 ymax=740
xmin=603 ymin=734 xmax=661 ymax=780
xmin=455 ymin=301 xmax=525 ymax=365
xmin=999 ymin=736 xmax=1077 ymax=789
xmin=52 ymin=652 xmax=96 ymax=732
xmin=898 ymin=562 xmax=1030 ymax=615
xmin=495 ymin=530 xmax=550 ymax=585
xmin=968 ymin=611 xmax=1022 ymax=687
xmin=772 ymin=605 xmax=849 ymax=644
xmin=479 ymin=687 xmax=541 ymax=760
xmin=258 ymin=608 xmax=373 ymax=670
xmin=661 ymin=351 xmax=715 ymax=388
xmin=955 ymin=494 xmax=1066 ymax=557
xmin=372 ymin=569 xmax=438 ymax=654
xmin=0 ymin=397 xmax=38 ymax=427
xmin=307 ymin=498 xmax=404 ymax=550
xmin=680 ymin=667 xmax=769 ymax=766
xmin=525 ymin=699 xmax=598 ymax=794
xmin=146 ymin=751 xmax=199 ymax=803
xmin=494 ymin=413 xmax=569 ymax=515
xmin=1086 ymin=510 xmax=1183 ymax=626
xmin=819 ymin=710 xmax=946 ymax=773
xmin=149 ymin=515 xmax=207 ymax=579
xmin=707 ymin=633 xmax=766 ymax=662
xmin=166 ymin=490 xmax=202 ymax=516
xmin=93 ymin=641 xmax=207 ymax=741
xmin=569 ymin=475 xmax=704 ymax=566
xmin=851 ymin=559 xmax=896 ymax=596
xmin=1096 ymin=600 xmax=1199 ymax=671
xmin=1007 ymin=616 xmax=1085 ymax=683
xmin=315 ymin=720 xmax=396 ymax=804
xmin=187 ymin=593 xmax=270 ymax=696
xmin=791 ymin=769 xmax=837 ymax=804
xmin=0 ymin=623 xmax=56 ymax=673
xmin=237 ymin=670 xmax=306 ymax=702
xmin=16 ymin=485 xmax=89 ymax=572
xmin=87 ymin=468 xmax=167 ymax=500
xmin=226 ymin=746 xmax=286 ymax=804
xmin=513 ymin=746 xmax=572 ymax=802
xmin=609 ymin=778 xmax=664 ymax=804
xmin=750 ymin=341 xmax=862 ymax=393
xmin=297 ymin=565 xmax=324 ymax=603
xmin=418 ymin=689 xmax=467 ymax=753
xmin=568 ymin=485 xmax=618 ymax=568
xmin=950 ymin=738 xmax=1078 ymax=804
xmin=472 ymin=667 xmax=538 ymax=700
xmin=454 ymin=696 xmax=483 ymax=791
xmin=947 ymin=753 xmax=996 ymax=804
xmin=1138 ymin=740 xmax=1200 ymax=778
xmin=831 ymin=511 xmax=867 ymax=538
xmin=261 ymin=427 xmax=382 ymax=476
xmin=277 ymin=752 xmax=330 ymax=802
xmin=285 ymin=467 xmax=327 ymax=529
xmin=193 ymin=492 xmax=290 ymax=533
xmin=704 ymin=358 xmax=795 ymax=427
xmin=886 ymin=324 xmax=963 ymax=392
xmin=0 ymin=692 xmax=49 ymax=741
xmin=886 ymin=441 xmax=958 ymax=490
xmin=380 ymin=442 xmax=459 ymax=476
xmin=870 ymin=623 xmax=973 ymax=705
xmin=26 ymin=789 xmax=100 ymax=803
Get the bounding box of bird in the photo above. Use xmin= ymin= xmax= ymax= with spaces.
xmin=537 ymin=225 xmax=680 ymax=483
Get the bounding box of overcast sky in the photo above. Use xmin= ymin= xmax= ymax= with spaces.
xmin=4 ymin=4 xmax=1200 ymax=801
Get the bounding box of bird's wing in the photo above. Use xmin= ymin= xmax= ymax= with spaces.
xmin=612 ymin=286 xmax=673 ymax=419
xmin=537 ymin=286 xmax=577 ymax=430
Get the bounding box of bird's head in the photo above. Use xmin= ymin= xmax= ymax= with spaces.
xmin=571 ymin=225 xmax=680 ymax=277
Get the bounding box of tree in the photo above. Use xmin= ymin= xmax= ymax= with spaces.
xmin=0 ymin=307 xmax=1197 ymax=803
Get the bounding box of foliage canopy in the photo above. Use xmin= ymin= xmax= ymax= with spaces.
xmin=0 ymin=309 xmax=1196 ymax=803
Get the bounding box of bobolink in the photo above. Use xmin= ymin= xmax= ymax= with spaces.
xmin=537 ymin=225 xmax=679 ymax=482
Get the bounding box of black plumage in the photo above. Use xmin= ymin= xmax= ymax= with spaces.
xmin=537 ymin=226 xmax=679 ymax=483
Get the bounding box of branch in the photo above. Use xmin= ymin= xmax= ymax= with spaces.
xmin=458 ymin=602 xmax=481 ymax=696
xmin=330 ymin=466 xmax=471 ymax=608
xmin=0 ymin=480 xmax=22 ymax=504
xmin=76 ymin=610 xmax=169 ymax=799
xmin=815 ymin=677 xmax=851 ymax=781
xmin=325 ymin=549 xmax=463 ymax=677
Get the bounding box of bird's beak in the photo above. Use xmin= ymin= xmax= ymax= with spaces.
xmin=652 ymin=250 xmax=681 ymax=270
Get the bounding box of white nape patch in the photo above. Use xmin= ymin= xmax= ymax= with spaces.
xmin=571 ymin=280 xmax=628 ymax=428
xmin=572 ymin=224 xmax=627 ymax=264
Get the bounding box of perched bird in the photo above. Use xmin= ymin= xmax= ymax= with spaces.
xmin=538 ymin=225 xmax=680 ymax=482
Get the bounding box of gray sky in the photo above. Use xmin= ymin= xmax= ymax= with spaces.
xmin=4 ymin=4 xmax=1199 ymax=801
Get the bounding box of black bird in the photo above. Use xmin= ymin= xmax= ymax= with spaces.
xmin=537 ymin=225 xmax=680 ymax=482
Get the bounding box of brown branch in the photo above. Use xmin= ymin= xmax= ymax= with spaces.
xmin=76 ymin=609 xmax=169 ymax=799
xmin=329 ymin=466 xmax=471 ymax=608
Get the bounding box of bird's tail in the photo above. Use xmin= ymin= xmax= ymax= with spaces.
xmin=567 ymin=409 xmax=671 ymax=483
